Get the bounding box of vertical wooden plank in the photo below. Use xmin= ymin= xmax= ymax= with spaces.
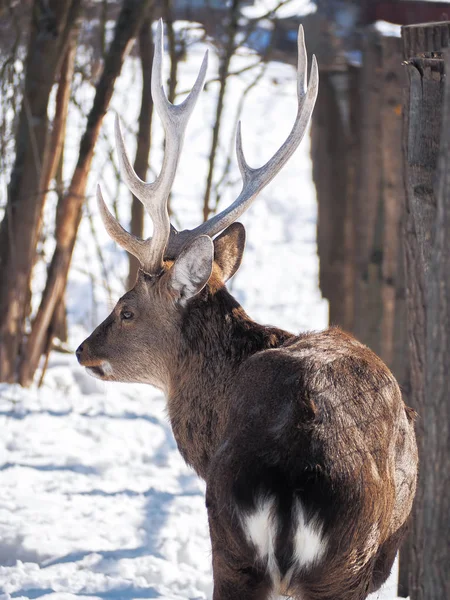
xmin=423 ymin=46 xmax=450 ymax=600
xmin=401 ymin=21 xmax=448 ymax=600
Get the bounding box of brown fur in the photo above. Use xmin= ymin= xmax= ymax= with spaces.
xmin=77 ymin=251 xmax=418 ymax=600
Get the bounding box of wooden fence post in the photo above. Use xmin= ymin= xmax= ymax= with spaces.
xmin=401 ymin=20 xmax=450 ymax=600
xmin=423 ymin=46 xmax=450 ymax=600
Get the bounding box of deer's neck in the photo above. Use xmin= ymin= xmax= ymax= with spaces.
xmin=167 ymin=286 xmax=294 ymax=479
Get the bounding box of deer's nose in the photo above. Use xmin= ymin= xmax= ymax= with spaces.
xmin=76 ymin=343 xmax=84 ymax=363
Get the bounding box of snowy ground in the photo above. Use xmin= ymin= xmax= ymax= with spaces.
xmin=1 ymin=31 xmax=400 ymax=600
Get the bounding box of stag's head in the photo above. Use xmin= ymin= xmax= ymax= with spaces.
xmin=76 ymin=20 xmax=318 ymax=390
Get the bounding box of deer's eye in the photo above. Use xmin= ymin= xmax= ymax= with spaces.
xmin=120 ymin=310 xmax=134 ymax=321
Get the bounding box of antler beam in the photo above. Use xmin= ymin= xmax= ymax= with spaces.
xmin=98 ymin=21 xmax=318 ymax=268
xmin=165 ymin=25 xmax=318 ymax=257
xmin=97 ymin=19 xmax=208 ymax=273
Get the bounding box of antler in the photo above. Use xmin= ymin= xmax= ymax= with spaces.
xmin=98 ymin=21 xmax=318 ymax=268
xmin=165 ymin=25 xmax=318 ymax=257
xmin=97 ymin=19 xmax=208 ymax=273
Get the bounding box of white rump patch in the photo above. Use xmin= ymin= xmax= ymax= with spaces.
xmin=240 ymin=496 xmax=326 ymax=594
xmin=293 ymin=500 xmax=327 ymax=568
xmin=242 ymin=496 xmax=279 ymax=584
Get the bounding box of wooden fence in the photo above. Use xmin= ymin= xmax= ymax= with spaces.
xmin=311 ymin=20 xmax=450 ymax=600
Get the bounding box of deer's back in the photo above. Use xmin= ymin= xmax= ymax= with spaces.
xmin=207 ymin=327 xmax=417 ymax=599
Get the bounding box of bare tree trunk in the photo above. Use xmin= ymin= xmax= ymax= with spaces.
xmin=33 ymin=36 xmax=79 ymax=380
xmin=379 ymin=36 xmax=404 ymax=371
xmin=162 ymin=0 xmax=177 ymax=104
xmin=128 ymin=14 xmax=154 ymax=289
xmin=202 ymin=0 xmax=241 ymax=222
xmin=53 ymin=153 xmax=68 ymax=342
xmin=376 ymin=35 xmax=411 ymax=597
xmin=40 ymin=35 xmax=78 ymax=206
xmin=161 ymin=0 xmax=178 ymax=217
xmin=311 ymin=66 xmax=358 ymax=332
xmin=0 ymin=0 xmax=82 ymax=383
xmin=423 ymin=46 xmax=450 ymax=600
xmin=99 ymin=0 xmax=108 ymax=57
xmin=40 ymin=29 xmax=79 ymax=354
xmin=401 ymin=21 xmax=449 ymax=600
xmin=19 ymin=0 xmax=153 ymax=386
xmin=352 ymin=28 xmax=383 ymax=355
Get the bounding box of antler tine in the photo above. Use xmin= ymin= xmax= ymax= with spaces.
xmin=168 ymin=25 xmax=318 ymax=252
xmin=97 ymin=184 xmax=150 ymax=262
xmin=112 ymin=19 xmax=208 ymax=272
xmin=297 ymin=24 xmax=308 ymax=99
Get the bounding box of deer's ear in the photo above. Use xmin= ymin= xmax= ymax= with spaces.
xmin=169 ymin=235 xmax=214 ymax=305
xmin=213 ymin=223 xmax=246 ymax=283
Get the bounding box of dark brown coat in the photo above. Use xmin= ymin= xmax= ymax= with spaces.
xmin=77 ymin=253 xmax=418 ymax=600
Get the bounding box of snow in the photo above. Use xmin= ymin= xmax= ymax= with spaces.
xmin=0 ymin=32 xmax=401 ymax=600
xmin=374 ymin=21 xmax=401 ymax=38
xmin=243 ymin=0 xmax=316 ymax=20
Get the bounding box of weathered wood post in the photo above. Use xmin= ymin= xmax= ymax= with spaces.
xmin=401 ymin=20 xmax=449 ymax=600
xmin=423 ymin=46 xmax=450 ymax=600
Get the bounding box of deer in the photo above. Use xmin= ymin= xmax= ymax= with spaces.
xmin=76 ymin=20 xmax=418 ymax=600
